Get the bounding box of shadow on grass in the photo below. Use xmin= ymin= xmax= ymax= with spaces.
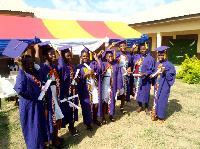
xmin=0 ymin=105 xmax=18 ymax=148
xmin=60 ymin=95 xmax=155 ymax=148
xmin=165 ymin=99 xmax=182 ymax=119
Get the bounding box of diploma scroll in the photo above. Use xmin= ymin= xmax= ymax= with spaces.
xmin=133 ymin=74 xmax=141 ymax=77
xmin=83 ymin=63 xmax=96 ymax=75
xmin=152 ymin=67 xmax=165 ymax=77
xmin=71 ymin=69 xmax=80 ymax=85
xmin=115 ymin=92 xmax=118 ymax=101
xmin=60 ymin=94 xmax=80 ymax=109
xmin=38 ymin=80 xmax=52 ymax=100
xmin=68 ymin=101 xmax=80 ymax=109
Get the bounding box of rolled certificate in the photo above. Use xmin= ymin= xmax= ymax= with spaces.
xmin=68 ymin=101 xmax=80 ymax=109
xmin=71 ymin=69 xmax=80 ymax=85
xmin=152 ymin=67 xmax=165 ymax=77
xmin=60 ymin=94 xmax=79 ymax=103
xmin=115 ymin=92 xmax=118 ymax=100
xmin=133 ymin=74 xmax=141 ymax=77
xmin=38 ymin=80 xmax=52 ymax=100
xmin=83 ymin=63 xmax=96 ymax=75
xmin=60 ymin=94 xmax=80 ymax=109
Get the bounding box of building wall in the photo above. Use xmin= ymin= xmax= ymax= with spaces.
xmin=131 ymin=18 xmax=200 ymax=59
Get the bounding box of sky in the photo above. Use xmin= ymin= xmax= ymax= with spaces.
xmin=23 ymin=0 xmax=181 ymax=16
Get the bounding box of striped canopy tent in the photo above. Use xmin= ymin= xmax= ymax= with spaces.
xmin=0 ymin=15 xmax=149 ymax=56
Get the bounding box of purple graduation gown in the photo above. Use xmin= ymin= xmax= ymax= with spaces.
xmin=133 ymin=54 xmax=155 ymax=103
xmin=115 ymin=51 xmax=132 ymax=102
xmin=153 ymin=60 xmax=176 ymax=119
xmin=130 ymin=53 xmax=135 ymax=96
xmin=58 ymin=56 xmax=78 ymax=127
xmin=101 ymin=61 xmax=123 ymax=116
xmin=40 ymin=62 xmax=59 ymax=133
xmin=76 ymin=60 xmax=101 ymax=125
xmin=14 ymin=69 xmax=51 ymax=149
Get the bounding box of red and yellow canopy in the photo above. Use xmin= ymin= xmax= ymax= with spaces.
xmin=0 ymin=15 xmax=142 ymax=39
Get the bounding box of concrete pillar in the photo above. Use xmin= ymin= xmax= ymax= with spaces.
xmin=157 ymin=32 xmax=162 ymax=48
xmin=151 ymin=35 xmax=157 ymax=51
xmin=197 ymin=33 xmax=200 ymax=53
xmin=173 ymin=35 xmax=176 ymax=39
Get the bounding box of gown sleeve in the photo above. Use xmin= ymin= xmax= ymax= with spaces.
xmin=164 ymin=61 xmax=176 ymax=86
xmin=14 ymin=69 xmax=35 ymax=100
xmin=116 ymin=64 xmax=123 ymax=90
xmin=144 ymin=56 xmax=156 ymax=76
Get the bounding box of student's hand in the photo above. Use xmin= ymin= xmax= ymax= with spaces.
xmin=14 ymin=57 xmax=23 ymax=70
xmin=64 ymin=95 xmax=68 ymax=102
xmin=127 ymin=67 xmax=132 ymax=74
xmin=139 ymin=73 xmax=147 ymax=78
xmin=14 ymin=57 xmax=22 ymax=65
xmin=75 ymin=78 xmax=79 ymax=83
xmin=87 ymin=69 xmax=95 ymax=75
xmin=97 ymin=50 xmax=104 ymax=57
xmin=34 ymin=44 xmax=39 ymax=51
xmin=132 ymin=43 xmax=138 ymax=49
xmin=57 ymin=49 xmax=62 ymax=57
xmin=161 ymin=67 xmax=166 ymax=74
xmin=150 ymin=74 xmax=154 ymax=79
xmin=112 ymin=42 xmax=117 ymax=47
xmin=117 ymin=90 xmax=120 ymax=96
xmin=93 ymin=52 xmax=97 ymax=60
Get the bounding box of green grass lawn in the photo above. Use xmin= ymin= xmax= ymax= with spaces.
xmin=0 ymin=79 xmax=200 ymax=149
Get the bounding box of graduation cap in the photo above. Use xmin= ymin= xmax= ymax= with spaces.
xmin=117 ymin=39 xmax=126 ymax=45
xmin=138 ymin=42 xmax=149 ymax=50
xmin=39 ymin=41 xmax=56 ymax=56
xmin=102 ymin=49 xmax=116 ymax=59
xmin=2 ymin=39 xmax=28 ymax=58
xmin=154 ymin=46 xmax=170 ymax=53
xmin=38 ymin=41 xmax=50 ymax=46
xmin=59 ymin=45 xmax=73 ymax=57
xmin=154 ymin=46 xmax=170 ymax=59
xmin=82 ymin=45 xmax=93 ymax=60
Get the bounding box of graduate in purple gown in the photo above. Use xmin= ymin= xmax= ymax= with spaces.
xmin=13 ymin=43 xmax=51 ymax=149
xmin=132 ymin=43 xmax=155 ymax=114
xmin=57 ymin=45 xmax=79 ymax=136
xmin=101 ymin=49 xmax=122 ymax=124
xmin=150 ymin=46 xmax=176 ymax=124
xmin=39 ymin=42 xmax=64 ymax=148
xmin=76 ymin=47 xmax=102 ymax=130
xmin=107 ymin=40 xmax=133 ymax=114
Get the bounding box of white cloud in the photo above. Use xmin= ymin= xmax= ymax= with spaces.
xmin=50 ymin=0 xmax=175 ymax=16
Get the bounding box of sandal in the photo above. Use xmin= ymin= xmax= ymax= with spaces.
xmin=157 ymin=119 xmax=165 ymax=124
xmin=101 ymin=120 xmax=107 ymax=125
xmin=145 ymin=108 xmax=150 ymax=115
xmin=93 ymin=120 xmax=102 ymax=126
xmin=69 ymin=128 xmax=79 ymax=137
xmin=136 ymin=107 xmax=143 ymax=113
xmin=109 ymin=115 xmax=115 ymax=122
xmin=152 ymin=116 xmax=158 ymax=121
xmin=120 ymin=107 xmax=127 ymax=114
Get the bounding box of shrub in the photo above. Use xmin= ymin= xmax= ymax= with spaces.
xmin=176 ymin=54 xmax=200 ymax=84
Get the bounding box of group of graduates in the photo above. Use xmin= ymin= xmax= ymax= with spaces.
xmin=4 ymin=39 xmax=176 ymax=149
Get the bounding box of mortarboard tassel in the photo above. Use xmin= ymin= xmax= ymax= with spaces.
xmin=145 ymin=42 xmax=148 ymax=50
xmin=71 ymin=47 xmax=73 ymax=58
xmin=164 ymin=50 xmax=166 ymax=59
xmin=126 ymin=40 xmax=127 ymax=47
xmin=114 ymin=50 xmax=116 ymax=60
xmin=90 ymin=52 xmax=92 ymax=61
xmin=50 ymin=43 xmax=56 ymax=52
